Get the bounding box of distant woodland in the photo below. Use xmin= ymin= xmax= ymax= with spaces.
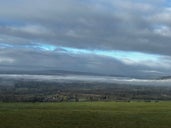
xmin=1 ymin=80 xmax=171 ymax=102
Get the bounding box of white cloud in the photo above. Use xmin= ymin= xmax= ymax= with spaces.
xmin=141 ymin=70 xmax=164 ymax=74
xmin=153 ymin=25 xmax=171 ymax=37
xmin=7 ymin=25 xmax=54 ymax=35
xmin=150 ymin=7 xmax=171 ymax=24
xmin=0 ymin=57 xmax=15 ymax=64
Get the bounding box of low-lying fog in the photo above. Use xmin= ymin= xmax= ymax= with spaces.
xmin=0 ymin=74 xmax=171 ymax=86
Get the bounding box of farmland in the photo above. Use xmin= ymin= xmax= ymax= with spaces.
xmin=1 ymin=101 xmax=171 ymax=128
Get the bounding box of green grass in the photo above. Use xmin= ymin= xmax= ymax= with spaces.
xmin=1 ymin=101 xmax=171 ymax=128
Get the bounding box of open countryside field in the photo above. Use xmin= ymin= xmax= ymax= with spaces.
xmin=0 ymin=102 xmax=171 ymax=128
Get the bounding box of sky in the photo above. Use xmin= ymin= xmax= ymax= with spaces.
xmin=0 ymin=0 xmax=171 ymax=78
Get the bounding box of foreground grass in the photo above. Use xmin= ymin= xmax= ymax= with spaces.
xmin=0 ymin=101 xmax=171 ymax=128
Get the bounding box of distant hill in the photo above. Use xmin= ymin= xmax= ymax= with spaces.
xmin=0 ymin=70 xmax=107 ymax=76
xmin=158 ymin=76 xmax=171 ymax=80
xmin=0 ymin=70 xmax=157 ymax=79
xmin=2 ymin=69 xmax=166 ymax=79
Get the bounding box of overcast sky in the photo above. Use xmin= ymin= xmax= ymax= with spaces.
xmin=0 ymin=0 xmax=171 ymax=78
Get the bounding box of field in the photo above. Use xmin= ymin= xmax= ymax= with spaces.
xmin=0 ymin=102 xmax=171 ymax=128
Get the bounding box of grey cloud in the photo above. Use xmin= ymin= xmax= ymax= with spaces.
xmin=0 ymin=0 xmax=171 ymax=77
xmin=0 ymin=0 xmax=170 ymax=55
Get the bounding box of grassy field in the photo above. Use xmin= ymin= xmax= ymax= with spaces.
xmin=0 ymin=102 xmax=171 ymax=128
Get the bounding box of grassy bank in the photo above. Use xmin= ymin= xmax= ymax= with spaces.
xmin=0 ymin=101 xmax=171 ymax=128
